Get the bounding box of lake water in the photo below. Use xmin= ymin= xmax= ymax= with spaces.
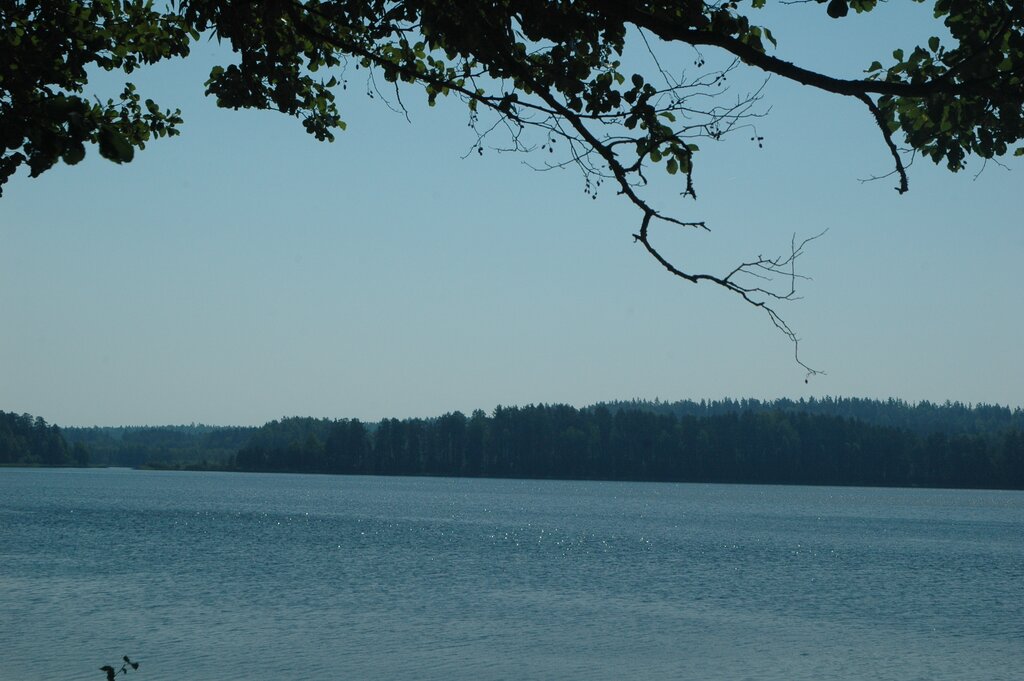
xmin=1 ymin=468 xmax=1021 ymax=681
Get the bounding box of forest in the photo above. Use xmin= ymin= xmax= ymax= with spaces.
xmin=61 ymin=424 xmax=255 ymax=469
xmin=231 ymin=401 xmax=1024 ymax=490
xmin=4 ymin=398 xmax=1023 ymax=490
xmin=0 ymin=411 xmax=87 ymax=467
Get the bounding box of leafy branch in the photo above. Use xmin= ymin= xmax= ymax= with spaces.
xmin=6 ymin=1 xmax=1024 ymax=372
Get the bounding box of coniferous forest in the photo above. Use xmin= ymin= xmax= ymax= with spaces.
xmin=0 ymin=411 xmax=88 ymax=467
xmin=4 ymin=398 xmax=1024 ymax=490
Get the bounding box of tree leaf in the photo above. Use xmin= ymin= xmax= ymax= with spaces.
xmin=98 ymin=128 xmax=134 ymax=163
xmin=62 ymin=142 xmax=86 ymax=166
xmin=827 ymin=0 xmax=849 ymax=19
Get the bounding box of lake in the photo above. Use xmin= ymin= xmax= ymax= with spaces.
xmin=1 ymin=468 xmax=1021 ymax=680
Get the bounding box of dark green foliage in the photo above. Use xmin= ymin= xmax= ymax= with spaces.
xmin=0 ymin=410 xmax=76 ymax=466
xmin=232 ymin=417 xmax=333 ymax=472
xmin=230 ymin=401 xmax=1024 ymax=490
xmin=3 ymin=0 xmax=1023 ymax=196
xmin=594 ymin=397 xmax=1024 ymax=436
xmin=0 ymin=2 xmax=188 ymax=194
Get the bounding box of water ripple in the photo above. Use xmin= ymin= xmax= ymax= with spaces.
xmin=1 ymin=469 xmax=1021 ymax=681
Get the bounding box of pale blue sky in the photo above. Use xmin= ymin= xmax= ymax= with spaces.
xmin=2 ymin=3 xmax=1022 ymax=426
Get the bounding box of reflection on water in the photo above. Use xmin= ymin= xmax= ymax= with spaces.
xmin=1 ymin=468 xmax=1021 ymax=681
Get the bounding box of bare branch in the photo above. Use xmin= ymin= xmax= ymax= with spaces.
xmin=632 ymin=215 xmax=826 ymax=378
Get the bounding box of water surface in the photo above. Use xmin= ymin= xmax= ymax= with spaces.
xmin=1 ymin=468 xmax=1021 ymax=680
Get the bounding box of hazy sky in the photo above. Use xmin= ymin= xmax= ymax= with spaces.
xmin=2 ymin=3 xmax=1022 ymax=426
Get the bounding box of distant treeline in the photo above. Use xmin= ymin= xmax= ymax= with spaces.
xmin=0 ymin=411 xmax=88 ymax=466
xmin=62 ymin=424 xmax=255 ymax=468
xmin=597 ymin=397 xmax=1024 ymax=436
xmin=5 ymin=398 xmax=1024 ymax=490
xmin=232 ymin=402 xmax=1024 ymax=490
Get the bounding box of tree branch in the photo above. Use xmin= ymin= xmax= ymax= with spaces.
xmin=605 ymin=3 xmax=1023 ymax=101
xmin=855 ymin=93 xmax=909 ymax=194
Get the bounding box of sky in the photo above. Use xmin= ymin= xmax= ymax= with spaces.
xmin=2 ymin=3 xmax=1022 ymax=426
